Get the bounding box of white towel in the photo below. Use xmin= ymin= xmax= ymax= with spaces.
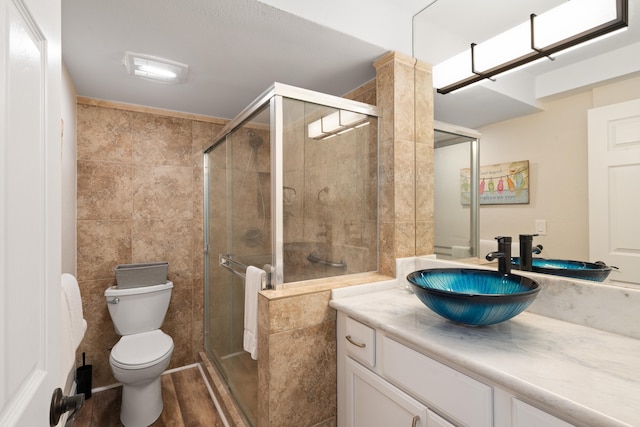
xmin=61 ymin=273 xmax=87 ymax=351
xmin=243 ymin=266 xmax=265 ymax=360
xmin=60 ymin=289 xmax=75 ymax=374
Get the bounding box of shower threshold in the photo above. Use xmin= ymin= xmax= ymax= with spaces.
xmin=220 ymin=350 xmax=246 ymax=360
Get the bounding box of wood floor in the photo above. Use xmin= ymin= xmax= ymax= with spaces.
xmin=74 ymin=366 xmax=226 ymax=427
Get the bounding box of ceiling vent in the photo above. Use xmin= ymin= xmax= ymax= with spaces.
xmin=122 ymin=51 xmax=189 ymax=84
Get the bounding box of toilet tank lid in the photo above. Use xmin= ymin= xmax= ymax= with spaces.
xmin=105 ymin=281 xmax=173 ymax=297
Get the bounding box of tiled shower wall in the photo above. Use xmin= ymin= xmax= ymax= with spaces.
xmin=76 ymin=99 xmax=225 ymax=387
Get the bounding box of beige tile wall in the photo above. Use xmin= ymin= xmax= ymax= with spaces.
xmin=76 ymin=99 xmax=225 ymax=387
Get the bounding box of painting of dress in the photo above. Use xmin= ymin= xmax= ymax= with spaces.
xmin=461 ymin=160 xmax=529 ymax=205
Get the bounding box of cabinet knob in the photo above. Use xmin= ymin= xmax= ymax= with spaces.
xmin=411 ymin=415 xmax=420 ymax=427
xmin=345 ymin=335 xmax=366 ymax=348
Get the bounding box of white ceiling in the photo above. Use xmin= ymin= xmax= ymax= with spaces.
xmin=62 ymin=0 xmax=386 ymax=120
xmin=62 ymin=0 xmax=640 ymax=127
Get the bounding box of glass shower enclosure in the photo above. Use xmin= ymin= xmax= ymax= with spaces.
xmin=203 ymin=83 xmax=379 ymax=425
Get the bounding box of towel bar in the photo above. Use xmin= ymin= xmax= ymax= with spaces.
xmin=219 ymin=254 xmax=272 ymax=289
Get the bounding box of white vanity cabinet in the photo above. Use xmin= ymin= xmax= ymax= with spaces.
xmin=337 ymin=312 xmax=576 ymax=427
xmin=337 ymin=313 xmax=489 ymax=427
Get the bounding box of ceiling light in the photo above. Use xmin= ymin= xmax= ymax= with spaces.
xmin=308 ymin=120 xmax=324 ymax=139
xmin=322 ymin=111 xmax=341 ymax=134
xmin=308 ymin=110 xmax=368 ymax=139
xmin=434 ymin=0 xmax=628 ymax=94
xmin=122 ymin=52 xmax=189 ymax=84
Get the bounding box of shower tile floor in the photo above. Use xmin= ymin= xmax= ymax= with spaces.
xmin=74 ymin=366 xmax=225 ymax=427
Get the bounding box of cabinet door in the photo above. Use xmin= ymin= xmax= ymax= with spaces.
xmin=428 ymin=410 xmax=456 ymax=427
xmin=513 ymin=399 xmax=574 ymax=427
xmin=346 ymin=358 xmax=428 ymax=427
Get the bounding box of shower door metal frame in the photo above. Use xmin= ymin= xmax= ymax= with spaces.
xmin=433 ymin=120 xmax=480 ymax=258
xmin=204 ymin=82 xmax=380 ymax=290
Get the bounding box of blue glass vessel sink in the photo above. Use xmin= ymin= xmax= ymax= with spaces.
xmin=406 ymin=268 xmax=540 ymax=326
xmin=511 ymin=258 xmax=613 ymax=282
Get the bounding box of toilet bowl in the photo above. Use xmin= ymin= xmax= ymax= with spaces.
xmin=110 ymin=330 xmax=174 ymax=427
xmin=105 ymin=281 xmax=174 ymax=427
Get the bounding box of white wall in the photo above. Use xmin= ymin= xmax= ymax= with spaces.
xmin=478 ymin=74 xmax=640 ymax=261
xmin=61 ymin=63 xmax=77 ymax=275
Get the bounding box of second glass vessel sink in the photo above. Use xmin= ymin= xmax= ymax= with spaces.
xmin=511 ymin=258 xmax=613 ymax=282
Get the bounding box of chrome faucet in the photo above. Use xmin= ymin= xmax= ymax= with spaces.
xmin=518 ymin=234 xmax=544 ymax=271
xmin=485 ymin=236 xmax=512 ymax=274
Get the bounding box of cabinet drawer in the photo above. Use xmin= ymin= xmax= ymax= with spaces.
xmin=344 ymin=317 xmax=375 ymax=368
xmin=382 ymin=337 xmax=492 ymax=427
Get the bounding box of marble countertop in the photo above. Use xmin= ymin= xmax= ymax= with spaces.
xmin=330 ymin=281 xmax=640 ymax=427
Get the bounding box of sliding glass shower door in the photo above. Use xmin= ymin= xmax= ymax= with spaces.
xmin=205 ymin=105 xmax=271 ymax=426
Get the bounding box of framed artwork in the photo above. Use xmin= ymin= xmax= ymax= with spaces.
xmin=461 ymin=160 xmax=529 ymax=205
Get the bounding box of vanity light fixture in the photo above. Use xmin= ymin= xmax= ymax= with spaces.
xmin=435 ymin=0 xmax=628 ymax=94
xmin=122 ymin=51 xmax=189 ymax=84
xmin=307 ymin=110 xmax=368 ymax=140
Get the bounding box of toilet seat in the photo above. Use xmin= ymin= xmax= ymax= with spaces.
xmin=110 ymin=330 xmax=173 ymax=370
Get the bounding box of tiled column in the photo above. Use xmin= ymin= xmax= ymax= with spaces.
xmin=374 ymin=51 xmax=434 ymax=276
xmin=414 ymin=61 xmax=435 ymax=256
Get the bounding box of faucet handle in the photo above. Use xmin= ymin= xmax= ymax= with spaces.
xmin=519 ymin=234 xmax=538 ymax=241
xmin=495 ymin=235 xmax=512 ymax=243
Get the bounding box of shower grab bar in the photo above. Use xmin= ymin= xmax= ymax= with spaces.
xmin=307 ymin=252 xmax=347 ymax=269
xmin=219 ymin=254 xmax=272 ymax=290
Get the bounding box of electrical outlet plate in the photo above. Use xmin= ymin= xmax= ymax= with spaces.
xmin=535 ymin=220 xmax=547 ymax=235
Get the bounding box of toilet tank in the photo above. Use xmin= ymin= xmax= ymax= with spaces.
xmin=104 ymin=281 xmax=173 ymax=335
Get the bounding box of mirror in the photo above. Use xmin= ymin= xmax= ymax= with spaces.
xmin=415 ymin=1 xmax=640 ymax=287
xmin=433 ymin=121 xmax=479 ymax=260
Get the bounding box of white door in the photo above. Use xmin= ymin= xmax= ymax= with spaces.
xmin=588 ymin=99 xmax=640 ymax=285
xmin=0 ymin=0 xmax=62 ymax=425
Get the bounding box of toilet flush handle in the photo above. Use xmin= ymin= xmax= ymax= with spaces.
xmin=108 ymin=297 xmax=120 ymax=304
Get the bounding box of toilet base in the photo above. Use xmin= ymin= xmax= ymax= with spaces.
xmin=120 ymin=376 xmax=163 ymax=427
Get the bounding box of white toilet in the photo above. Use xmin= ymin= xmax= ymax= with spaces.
xmin=105 ymin=281 xmax=174 ymax=427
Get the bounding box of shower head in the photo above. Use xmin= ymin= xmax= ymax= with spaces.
xmin=247 ymin=131 xmax=263 ymax=149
